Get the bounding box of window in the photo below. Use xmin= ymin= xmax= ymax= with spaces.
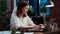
xmin=27 ymin=0 xmax=50 ymax=16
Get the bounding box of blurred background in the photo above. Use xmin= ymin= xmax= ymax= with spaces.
xmin=0 ymin=0 xmax=60 ymax=31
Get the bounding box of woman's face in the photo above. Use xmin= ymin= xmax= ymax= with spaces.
xmin=22 ymin=5 xmax=29 ymax=15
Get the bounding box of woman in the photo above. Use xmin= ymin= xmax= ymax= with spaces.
xmin=10 ymin=1 xmax=44 ymax=31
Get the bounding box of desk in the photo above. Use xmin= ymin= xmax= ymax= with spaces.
xmin=19 ymin=28 xmax=60 ymax=34
xmin=0 ymin=28 xmax=60 ymax=34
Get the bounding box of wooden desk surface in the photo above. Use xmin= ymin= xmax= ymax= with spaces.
xmin=20 ymin=28 xmax=60 ymax=34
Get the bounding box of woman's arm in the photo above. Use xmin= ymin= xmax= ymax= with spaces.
xmin=27 ymin=16 xmax=36 ymax=26
xmin=18 ymin=26 xmax=34 ymax=29
xmin=18 ymin=25 xmax=40 ymax=30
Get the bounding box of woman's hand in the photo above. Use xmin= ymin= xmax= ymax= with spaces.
xmin=39 ymin=24 xmax=45 ymax=29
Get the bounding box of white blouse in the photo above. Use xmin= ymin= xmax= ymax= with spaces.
xmin=10 ymin=7 xmax=35 ymax=29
